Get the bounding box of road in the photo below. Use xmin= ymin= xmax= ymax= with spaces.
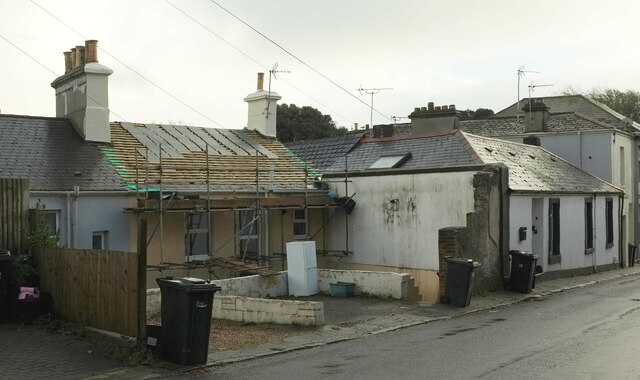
xmin=183 ymin=275 xmax=640 ymax=379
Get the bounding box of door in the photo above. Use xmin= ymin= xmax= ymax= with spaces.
xmin=531 ymin=198 xmax=544 ymax=268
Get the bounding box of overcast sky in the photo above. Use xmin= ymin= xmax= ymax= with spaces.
xmin=1 ymin=0 xmax=639 ymax=130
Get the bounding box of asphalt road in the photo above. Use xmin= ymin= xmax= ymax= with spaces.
xmin=183 ymin=275 xmax=640 ymax=380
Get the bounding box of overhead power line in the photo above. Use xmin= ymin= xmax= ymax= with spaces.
xmin=165 ymin=0 xmax=354 ymax=125
xmin=30 ymin=0 xmax=226 ymax=128
xmin=0 ymin=32 xmax=127 ymax=122
xmin=208 ymin=0 xmax=392 ymax=122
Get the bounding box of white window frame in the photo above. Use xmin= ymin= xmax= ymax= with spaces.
xmin=293 ymin=208 xmax=308 ymax=240
xmin=185 ymin=212 xmax=209 ymax=262
xmin=44 ymin=210 xmax=60 ymax=241
xmin=238 ymin=209 xmax=259 ymax=261
xmin=92 ymin=231 xmax=108 ymax=250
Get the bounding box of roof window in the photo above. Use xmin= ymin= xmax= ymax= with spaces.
xmin=368 ymin=152 xmax=412 ymax=169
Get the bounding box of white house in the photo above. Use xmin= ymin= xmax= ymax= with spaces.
xmin=290 ymin=104 xmax=623 ymax=302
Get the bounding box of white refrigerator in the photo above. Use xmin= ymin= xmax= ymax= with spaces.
xmin=286 ymin=241 xmax=318 ymax=296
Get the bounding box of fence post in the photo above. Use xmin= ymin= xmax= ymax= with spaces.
xmin=137 ymin=218 xmax=147 ymax=343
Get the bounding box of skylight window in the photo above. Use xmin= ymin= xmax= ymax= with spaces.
xmin=368 ymin=152 xmax=412 ymax=169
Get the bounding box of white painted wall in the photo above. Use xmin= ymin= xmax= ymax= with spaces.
xmin=504 ymin=130 xmax=634 ymax=263
xmin=325 ymin=171 xmax=476 ymax=270
xmin=31 ymin=193 xmax=132 ymax=252
xmin=509 ymin=194 xmax=619 ymax=273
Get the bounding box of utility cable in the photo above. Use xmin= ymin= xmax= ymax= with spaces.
xmin=208 ymin=0 xmax=392 ymax=122
xmin=30 ymin=0 xmax=226 ymax=128
xmin=166 ymin=0 xmax=354 ymax=125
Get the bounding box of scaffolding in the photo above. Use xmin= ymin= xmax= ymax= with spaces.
xmin=128 ymin=143 xmax=354 ymax=279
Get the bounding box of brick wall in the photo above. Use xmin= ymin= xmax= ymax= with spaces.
xmin=438 ymin=227 xmax=466 ymax=298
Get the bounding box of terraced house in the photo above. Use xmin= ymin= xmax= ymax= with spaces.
xmin=289 ymin=105 xmax=624 ymax=302
xmin=0 ymin=40 xmax=342 ymax=287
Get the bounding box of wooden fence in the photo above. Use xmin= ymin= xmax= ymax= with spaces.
xmin=37 ymin=247 xmax=139 ymax=337
xmin=0 ymin=178 xmax=29 ymax=253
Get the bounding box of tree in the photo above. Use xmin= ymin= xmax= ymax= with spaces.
xmin=276 ymin=104 xmax=347 ymax=143
xmin=559 ymin=87 xmax=640 ymax=123
xmin=459 ymin=108 xmax=494 ymax=121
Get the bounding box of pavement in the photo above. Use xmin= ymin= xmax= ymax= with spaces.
xmin=2 ymin=265 xmax=640 ymax=379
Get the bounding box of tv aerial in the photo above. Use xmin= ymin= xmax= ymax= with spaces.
xmin=525 ymin=81 xmax=554 ymax=124
xmin=266 ymin=62 xmax=291 ymax=119
xmin=357 ymin=85 xmax=392 ymax=128
xmin=517 ymin=66 xmax=539 ymax=121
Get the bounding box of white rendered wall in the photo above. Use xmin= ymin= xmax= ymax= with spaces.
xmin=509 ymin=194 xmax=619 ymax=273
xmin=325 ymin=171 xmax=476 ymax=270
xmin=30 ymin=193 xmax=131 ymax=252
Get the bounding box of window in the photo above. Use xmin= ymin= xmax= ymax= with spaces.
xmin=185 ymin=212 xmax=209 ymax=262
xmin=585 ymin=199 xmax=593 ymax=254
xmin=548 ymin=199 xmax=561 ymax=264
xmin=606 ymin=198 xmax=614 ymax=248
xmin=44 ymin=210 xmax=59 ymax=238
xmin=368 ymin=152 xmax=412 ymax=169
xmin=92 ymin=231 xmax=108 ymax=250
xmin=238 ymin=210 xmax=259 ymax=261
xmin=294 ymin=209 xmax=308 ymax=239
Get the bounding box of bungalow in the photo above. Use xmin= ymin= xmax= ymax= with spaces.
xmin=0 ymin=40 xmax=339 ymax=287
xmin=289 ymin=105 xmax=623 ymax=302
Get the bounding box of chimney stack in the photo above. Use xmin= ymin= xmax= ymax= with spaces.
xmin=409 ymin=101 xmax=460 ymax=135
xmin=244 ymin=72 xmax=281 ymax=138
xmin=257 ymin=72 xmax=264 ymax=91
xmin=85 ymin=40 xmax=98 ymax=63
xmin=522 ymin=99 xmax=549 ymax=133
xmin=354 ymin=123 xmax=358 ymax=130
xmin=523 ymin=135 xmax=541 ymax=146
xmin=51 ymin=39 xmax=113 ymax=143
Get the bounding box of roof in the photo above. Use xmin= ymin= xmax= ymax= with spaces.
xmin=0 ymin=115 xmax=125 ymax=191
xmin=458 ymin=112 xmax=614 ymax=136
xmin=324 ymin=130 xmax=481 ymax=172
xmin=464 ymin=133 xmax=621 ymax=194
xmin=104 ymin=122 xmax=313 ymax=191
xmin=285 ymin=134 xmax=363 ymax=170
xmin=492 ymin=95 xmax=638 ymax=131
xmin=323 ymin=128 xmax=621 ymax=194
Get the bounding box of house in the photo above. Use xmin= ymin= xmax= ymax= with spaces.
xmin=365 ymin=97 xmax=639 ymax=267
xmin=0 ymin=40 xmax=341 ymax=287
xmin=461 ymin=95 xmax=639 ymax=267
xmin=289 ymin=105 xmax=623 ymax=302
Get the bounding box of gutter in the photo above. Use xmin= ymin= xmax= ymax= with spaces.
xmin=322 ymin=164 xmax=487 ymax=178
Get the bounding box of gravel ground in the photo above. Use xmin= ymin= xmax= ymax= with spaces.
xmin=147 ymin=316 xmax=317 ymax=352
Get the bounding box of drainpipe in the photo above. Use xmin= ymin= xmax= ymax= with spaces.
xmin=592 ymin=194 xmax=597 ymax=273
xmin=578 ymin=131 xmax=583 ymax=168
xmin=73 ymin=185 xmax=80 ymax=248
xmin=66 ymin=192 xmax=72 ymax=248
xmin=634 ymin=133 xmax=639 ymax=248
xmin=619 ymin=195 xmax=624 ymax=268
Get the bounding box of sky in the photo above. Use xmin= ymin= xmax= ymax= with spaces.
xmin=1 ymin=0 xmax=640 ymax=130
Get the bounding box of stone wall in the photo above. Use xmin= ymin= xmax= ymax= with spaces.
xmin=214 ymin=296 xmax=324 ymax=326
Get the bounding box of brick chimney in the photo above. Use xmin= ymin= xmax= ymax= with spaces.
xmin=409 ymin=102 xmax=460 ymax=135
xmin=522 ymin=99 xmax=549 ymax=133
xmin=243 ymin=72 xmax=281 ymax=138
xmin=51 ymin=40 xmax=113 ymax=143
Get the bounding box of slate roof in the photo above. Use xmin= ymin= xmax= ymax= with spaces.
xmin=458 ymin=112 xmax=613 ymax=136
xmin=492 ymin=95 xmax=638 ymax=131
xmin=285 ymin=134 xmax=363 ymax=170
xmin=324 ymin=130 xmax=481 ymax=172
xmin=105 ymin=122 xmax=313 ymax=191
xmin=0 ymin=115 xmax=125 ymax=191
xmin=322 ymin=128 xmax=621 ymax=194
xmin=464 ymin=133 xmax=621 ymax=194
